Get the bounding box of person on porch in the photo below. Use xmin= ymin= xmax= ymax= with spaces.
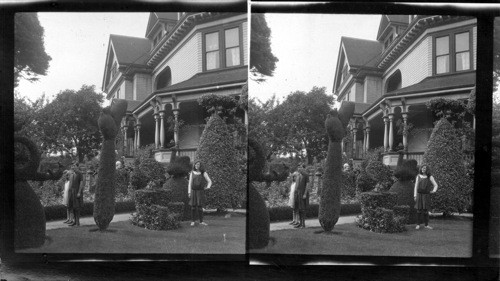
xmin=414 ymin=164 xmax=438 ymax=230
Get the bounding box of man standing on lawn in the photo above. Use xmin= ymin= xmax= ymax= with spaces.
xmin=294 ymin=164 xmax=309 ymax=229
xmin=68 ymin=162 xmax=84 ymax=226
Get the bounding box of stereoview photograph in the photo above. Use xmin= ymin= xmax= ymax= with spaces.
xmin=249 ymin=13 xmax=475 ymax=257
xmin=14 ymin=12 xmax=248 ymax=255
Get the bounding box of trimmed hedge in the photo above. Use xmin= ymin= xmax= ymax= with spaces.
xmin=356 ymin=191 xmax=407 ymax=233
xmin=134 ymin=189 xmax=173 ymax=210
xmin=45 ymin=200 xmax=136 ymax=221
xmin=163 ymin=177 xmax=190 ymax=220
xmin=131 ymin=204 xmax=180 ymax=231
xmin=268 ymin=202 xmax=361 ymax=223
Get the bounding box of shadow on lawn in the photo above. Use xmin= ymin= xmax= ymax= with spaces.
xmin=313 ymin=229 xmax=342 ymax=235
xmin=89 ymin=228 xmax=117 ymax=233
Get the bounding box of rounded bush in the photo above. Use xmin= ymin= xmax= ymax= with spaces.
xmin=195 ymin=114 xmax=241 ymax=210
xmin=248 ymin=184 xmax=270 ymax=249
xmin=356 ymin=170 xmax=376 ymax=193
xmin=166 ymin=155 xmax=191 ymax=178
xmin=422 ymin=118 xmax=473 ymax=215
xmin=138 ymin=158 xmax=166 ymax=186
xmin=365 ymin=161 xmax=393 ymax=191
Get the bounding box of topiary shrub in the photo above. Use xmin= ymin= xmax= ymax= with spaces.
xmin=130 ymin=168 xmax=148 ymax=190
xmin=166 ymin=155 xmax=191 ymax=178
xmin=248 ymin=184 xmax=270 ymax=249
xmin=14 ymin=135 xmax=64 ymax=249
xmin=163 ymin=177 xmax=190 ymax=220
xmin=94 ymin=99 xmax=127 ymax=231
xmin=138 ymin=158 xmax=166 ymax=187
xmin=131 ymin=204 xmax=180 ymax=230
xmin=365 ymin=160 xmax=394 ymax=191
xmin=319 ymin=101 xmax=355 ymax=232
xmin=389 ymin=152 xmax=419 ymax=224
xmin=422 ymin=118 xmax=473 ymax=215
xmin=356 ymin=191 xmax=406 ymax=233
xmin=195 ymin=113 xmax=241 ymax=211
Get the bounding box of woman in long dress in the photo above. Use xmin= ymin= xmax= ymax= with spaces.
xmin=188 ymin=161 xmax=212 ymax=226
xmin=414 ymin=165 xmax=438 ymax=230
xmin=62 ymin=170 xmax=73 ymax=224
xmin=288 ymin=170 xmax=299 ymax=225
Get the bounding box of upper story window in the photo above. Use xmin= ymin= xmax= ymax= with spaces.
xmin=340 ymin=64 xmax=348 ymax=84
xmin=203 ymin=24 xmax=242 ymax=71
xmin=434 ymin=29 xmax=472 ymax=75
xmin=110 ymin=62 xmax=117 ymax=80
xmin=153 ymin=29 xmax=163 ymax=47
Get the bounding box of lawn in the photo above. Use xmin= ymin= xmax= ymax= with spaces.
xmin=17 ymin=213 xmax=246 ymax=254
xmin=251 ymin=217 xmax=472 ymax=257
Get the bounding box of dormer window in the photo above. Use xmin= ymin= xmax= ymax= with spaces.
xmin=110 ymin=62 xmax=117 ymax=81
xmin=341 ymin=64 xmax=348 ymax=84
xmin=384 ymin=33 xmax=394 ymax=50
xmin=153 ymin=29 xmax=164 ymax=47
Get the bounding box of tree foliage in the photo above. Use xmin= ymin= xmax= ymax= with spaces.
xmin=37 ymin=85 xmax=104 ymax=162
xmin=250 ymin=13 xmax=279 ymax=83
xmin=14 ymin=13 xmax=52 ymax=87
xmin=251 ymin=87 xmax=334 ymax=164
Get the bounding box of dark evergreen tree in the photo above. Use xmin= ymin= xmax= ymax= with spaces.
xmin=422 ymin=118 xmax=473 ymax=215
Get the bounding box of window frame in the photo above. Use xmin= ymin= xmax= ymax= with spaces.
xmin=431 ymin=25 xmax=474 ymax=76
xmin=201 ymin=21 xmax=244 ymax=72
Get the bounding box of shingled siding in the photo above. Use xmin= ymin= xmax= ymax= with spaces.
xmin=133 ymin=73 xmax=152 ymax=101
xmin=383 ymin=36 xmax=431 ymax=93
xmin=154 ymin=33 xmax=201 ymax=87
xmin=243 ymin=21 xmax=248 ymax=66
xmin=364 ymin=76 xmax=382 ymax=104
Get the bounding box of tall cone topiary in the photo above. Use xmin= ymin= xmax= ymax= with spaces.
xmin=319 ymin=101 xmax=354 ymax=232
xmin=93 ymin=100 xmax=127 ymax=230
xmin=422 ymin=118 xmax=473 ymax=215
xmin=195 ymin=113 xmax=240 ymax=210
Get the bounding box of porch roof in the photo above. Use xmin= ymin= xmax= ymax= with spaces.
xmin=132 ymin=66 xmax=247 ymax=115
xmin=386 ymin=71 xmax=475 ymax=96
xmin=353 ymin=102 xmax=372 ymax=115
xmin=155 ymin=66 xmax=247 ymax=93
xmin=109 ymin=99 xmax=143 ymax=113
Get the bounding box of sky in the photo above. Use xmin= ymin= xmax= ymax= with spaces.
xmin=15 ymin=12 xmax=149 ymax=104
xmin=249 ymin=13 xmax=382 ymax=103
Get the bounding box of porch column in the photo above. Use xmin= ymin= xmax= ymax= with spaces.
xmin=352 ymin=127 xmax=358 ymax=159
xmin=121 ymin=126 xmax=128 ymax=156
xmin=135 ymin=124 xmax=141 ymax=149
xmin=154 ymin=114 xmax=159 ymax=149
xmin=402 ymin=112 xmax=408 ymax=151
xmin=388 ymin=114 xmax=394 ymax=152
xmin=363 ymin=127 xmax=367 ymax=155
xmin=159 ymin=111 xmax=165 ymax=149
xmin=173 ymin=109 xmax=180 ymax=148
xmin=365 ymin=126 xmax=370 ymax=153
xmin=383 ymin=116 xmax=389 ymax=152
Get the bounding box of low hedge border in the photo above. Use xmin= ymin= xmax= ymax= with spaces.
xmin=268 ymin=203 xmax=361 ymax=223
xmin=45 ymin=200 xmax=136 ymax=222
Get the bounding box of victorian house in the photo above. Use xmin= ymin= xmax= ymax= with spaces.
xmin=101 ymin=12 xmax=248 ymax=163
xmin=333 ymin=15 xmax=476 ymax=166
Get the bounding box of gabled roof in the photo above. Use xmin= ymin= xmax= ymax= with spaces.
xmin=387 ymin=72 xmax=475 ymax=96
xmin=145 ymin=12 xmax=178 ymax=38
xmin=110 ymin=34 xmax=151 ymax=66
xmin=342 ymin=37 xmax=383 ymax=68
xmin=377 ymin=15 xmax=409 ymax=41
